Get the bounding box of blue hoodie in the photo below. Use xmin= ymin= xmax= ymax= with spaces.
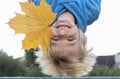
xmin=33 ymin=0 xmax=101 ymax=33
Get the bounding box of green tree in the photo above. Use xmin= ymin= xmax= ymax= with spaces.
xmin=24 ymin=49 xmax=47 ymax=76
xmin=25 ymin=48 xmax=37 ymax=67
xmin=24 ymin=65 xmax=47 ymax=77
xmin=89 ymin=65 xmax=120 ymax=76
xmin=0 ymin=50 xmax=26 ymax=76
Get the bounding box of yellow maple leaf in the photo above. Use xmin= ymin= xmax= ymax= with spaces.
xmin=8 ymin=0 xmax=56 ymax=52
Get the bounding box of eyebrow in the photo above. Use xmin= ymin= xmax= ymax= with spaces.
xmin=51 ymin=40 xmax=76 ymax=46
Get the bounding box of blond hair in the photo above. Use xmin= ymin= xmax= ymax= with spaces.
xmin=35 ymin=29 xmax=96 ymax=77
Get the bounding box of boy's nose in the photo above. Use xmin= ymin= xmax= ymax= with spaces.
xmin=58 ymin=26 xmax=68 ymax=36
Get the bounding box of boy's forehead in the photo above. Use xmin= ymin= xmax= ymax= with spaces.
xmin=51 ymin=44 xmax=78 ymax=53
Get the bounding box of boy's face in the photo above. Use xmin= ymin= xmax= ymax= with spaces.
xmin=51 ymin=20 xmax=81 ymax=58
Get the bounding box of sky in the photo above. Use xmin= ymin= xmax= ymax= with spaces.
xmin=0 ymin=0 xmax=120 ymax=58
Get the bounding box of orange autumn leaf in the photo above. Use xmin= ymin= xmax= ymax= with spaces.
xmin=8 ymin=0 xmax=56 ymax=52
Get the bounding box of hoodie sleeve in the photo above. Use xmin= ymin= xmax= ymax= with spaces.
xmin=33 ymin=0 xmax=101 ymax=33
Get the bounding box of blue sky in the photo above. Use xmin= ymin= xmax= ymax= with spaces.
xmin=0 ymin=0 xmax=120 ymax=58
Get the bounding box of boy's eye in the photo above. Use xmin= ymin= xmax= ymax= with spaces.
xmin=52 ymin=37 xmax=60 ymax=41
xmin=67 ymin=38 xmax=74 ymax=41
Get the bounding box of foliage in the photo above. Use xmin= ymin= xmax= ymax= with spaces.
xmin=0 ymin=49 xmax=46 ymax=76
xmin=24 ymin=49 xmax=46 ymax=76
xmin=1 ymin=49 xmax=120 ymax=77
xmin=0 ymin=50 xmax=26 ymax=76
xmin=24 ymin=48 xmax=37 ymax=66
xmin=24 ymin=65 xmax=47 ymax=77
xmin=8 ymin=0 xmax=55 ymax=52
xmin=89 ymin=65 xmax=120 ymax=76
